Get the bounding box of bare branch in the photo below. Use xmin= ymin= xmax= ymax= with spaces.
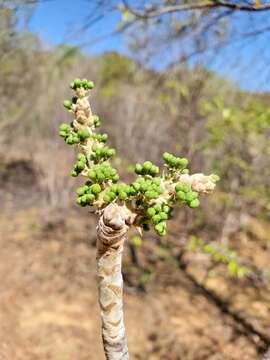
xmin=122 ymin=0 xmax=270 ymax=19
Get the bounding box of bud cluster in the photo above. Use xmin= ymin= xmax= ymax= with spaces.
xmin=163 ymin=152 xmax=189 ymax=171
xmin=175 ymin=183 xmax=200 ymax=208
xmin=59 ymin=79 xmax=219 ymax=237
xmin=88 ymin=162 xmax=119 ymax=183
xmin=76 ymin=182 xmax=101 ymax=206
xmin=135 ymin=161 xmax=159 ymax=176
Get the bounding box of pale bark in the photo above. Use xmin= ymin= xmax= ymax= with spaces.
xmin=96 ymin=203 xmax=130 ymax=360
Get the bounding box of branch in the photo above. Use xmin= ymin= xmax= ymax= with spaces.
xmin=122 ymin=0 xmax=270 ymax=19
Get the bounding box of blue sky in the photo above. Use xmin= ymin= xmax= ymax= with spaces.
xmin=26 ymin=0 xmax=270 ymax=92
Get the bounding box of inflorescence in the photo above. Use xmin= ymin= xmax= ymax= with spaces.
xmin=59 ymin=78 xmax=219 ymax=236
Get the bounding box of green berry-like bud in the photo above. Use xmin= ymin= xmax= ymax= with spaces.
xmin=155 ymin=222 xmax=165 ymax=233
xmin=154 ymin=203 xmax=162 ymax=212
xmin=107 ymin=148 xmax=116 ymax=157
xmin=59 ymin=123 xmax=70 ymax=132
xmin=119 ymin=191 xmax=128 ymax=201
xmin=212 ymin=174 xmax=220 ymax=183
xmin=189 ymin=199 xmax=200 ymax=208
xmin=63 ymin=100 xmax=72 ymax=110
xmin=108 ymin=191 xmax=116 ymax=201
xmin=176 ymin=191 xmax=186 ymax=201
xmin=87 ymin=81 xmax=94 ymax=89
xmin=103 ymin=194 xmax=111 ymax=203
xmin=182 ymin=169 xmax=189 ymax=174
xmin=90 ymin=183 xmax=101 ymax=195
xmin=102 ymin=134 xmax=108 ymax=142
xmin=66 ymin=136 xmax=74 ymax=145
xmin=112 ymin=174 xmax=119 ymax=183
xmin=71 ymin=170 xmax=78 ymax=177
xmin=179 ymin=158 xmax=188 ymax=168
xmin=163 ymin=152 xmax=171 ymax=162
xmin=163 ymin=205 xmax=170 ymax=213
xmin=74 ymin=78 xmax=82 ymax=88
xmin=85 ymin=194 xmax=95 ymax=203
xmin=73 ymin=136 xmax=80 ymax=144
xmin=160 ymin=212 xmax=168 ymax=220
xmin=76 ymin=161 xmax=85 ymax=171
xmin=76 ymin=187 xmax=85 ymax=196
xmin=147 ymin=207 xmax=156 ymax=217
xmin=186 ymin=191 xmax=198 ymax=202
xmin=152 ymin=214 xmax=161 ymax=224
xmin=77 ymin=153 xmax=86 ymax=162
xmin=132 ymin=182 xmax=141 ymax=191
xmin=135 ymin=164 xmax=143 ymax=174
xmin=143 ymin=161 xmax=152 ymax=171
xmin=59 ymin=131 xmax=67 ymax=138
xmin=88 ymin=170 xmax=96 ymax=179
xmin=78 ymin=128 xmax=90 ymax=140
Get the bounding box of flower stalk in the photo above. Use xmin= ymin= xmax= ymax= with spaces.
xmin=59 ymin=78 xmax=219 ymax=359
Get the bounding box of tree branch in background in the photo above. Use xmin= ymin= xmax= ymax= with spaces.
xmin=122 ymin=0 xmax=270 ymax=19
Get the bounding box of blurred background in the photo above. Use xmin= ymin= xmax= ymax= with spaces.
xmin=0 ymin=0 xmax=270 ymax=359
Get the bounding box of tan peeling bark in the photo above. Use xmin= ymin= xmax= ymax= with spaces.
xmin=96 ymin=204 xmax=130 ymax=360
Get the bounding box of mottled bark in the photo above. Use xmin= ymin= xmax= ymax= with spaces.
xmin=96 ymin=204 xmax=130 ymax=360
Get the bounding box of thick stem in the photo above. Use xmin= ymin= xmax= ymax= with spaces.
xmin=96 ymin=204 xmax=129 ymax=360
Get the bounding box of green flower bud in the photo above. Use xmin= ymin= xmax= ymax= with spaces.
xmin=76 ymin=187 xmax=85 ymax=196
xmin=59 ymin=131 xmax=67 ymax=138
xmin=150 ymin=165 xmax=159 ymax=176
xmin=163 ymin=205 xmax=170 ymax=213
xmin=87 ymin=81 xmax=94 ymax=89
xmin=103 ymin=194 xmax=111 ymax=203
xmin=78 ymin=128 xmax=90 ymax=140
xmin=179 ymin=158 xmax=188 ymax=168
xmin=111 ymin=185 xmax=118 ymax=193
xmin=90 ymin=183 xmax=101 ymax=194
xmin=189 ymin=199 xmax=200 ymax=208
xmin=74 ymin=78 xmax=82 ymax=88
xmin=70 ymin=81 xmax=75 ymax=89
xmin=66 ymin=136 xmax=74 ymax=145
xmin=108 ymin=191 xmax=116 ymax=201
xmin=182 ymin=169 xmax=189 ymax=174
xmin=88 ymin=170 xmax=96 ymax=179
xmin=63 ymin=99 xmax=72 ymax=110
xmin=97 ymin=172 xmax=105 ymax=182
xmin=212 ymin=174 xmax=220 ymax=183
xmin=155 ymin=222 xmax=165 ymax=233
xmin=107 ymin=148 xmax=116 ymax=157
xmin=143 ymin=161 xmax=152 ymax=171
xmin=152 ymin=214 xmax=161 ymax=224
xmin=176 ymin=191 xmax=186 ymax=201
xmin=112 ymin=174 xmax=119 ymax=183
xmin=135 ymin=164 xmax=143 ymax=174
xmin=147 ymin=207 xmax=156 ymax=217
xmin=76 ymin=161 xmax=85 ymax=171
xmin=160 ymin=212 xmax=168 ymax=220
xmin=154 ymin=203 xmax=162 ymax=212
xmin=73 ymin=136 xmax=80 ymax=144
xmin=163 ymin=152 xmax=171 ymax=162
xmin=93 ymin=115 xmax=100 ymax=128
xmin=85 ymin=194 xmax=95 ymax=203
xmin=119 ymin=191 xmax=128 ymax=200
xmin=132 ymin=182 xmax=141 ymax=191
xmin=101 ymin=134 xmax=108 ymax=142
xmin=71 ymin=170 xmax=78 ymax=177
xmin=59 ymin=123 xmax=70 ymax=132
xmin=186 ymin=191 xmax=198 ymax=202
xmin=77 ymin=153 xmax=86 ymax=162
